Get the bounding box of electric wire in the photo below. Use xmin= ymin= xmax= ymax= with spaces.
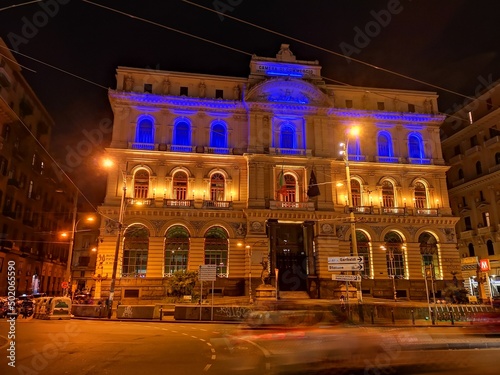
xmin=0 ymin=0 xmax=42 ymax=12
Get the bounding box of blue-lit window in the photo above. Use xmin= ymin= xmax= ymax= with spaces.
xmin=378 ymin=132 xmax=393 ymax=157
xmin=408 ymin=133 xmax=424 ymax=159
xmin=210 ymin=122 xmax=227 ymax=148
xmin=135 ymin=118 xmax=154 ymax=144
xmin=348 ymin=138 xmax=361 ymax=160
xmin=280 ymin=125 xmax=295 ymax=149
xmin=174 ymin=121 xmax=191 ymax=146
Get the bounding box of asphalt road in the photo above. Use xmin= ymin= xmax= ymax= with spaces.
xmin=1 ymin=318 xmax=500 ymax=375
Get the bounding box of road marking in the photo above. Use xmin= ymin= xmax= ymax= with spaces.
xmin=182 ymin=333 xmax=188 ymax=336
xmin=211 ymin=355 xmax=216 ymax=360
xmin=207 ymin=343 xmax=212 ymax=347
xmin=210 ymin=348 xmax=215 ymax=353
xmin=171 ymin=330 xmax=178 ymax=333
xmin=199 ymin=338 xmax=206 ymax=342
xmin=203 ymin=364 xmax=211 ymax=372
xmin=191 ymin=335 xmax=198 ymax=339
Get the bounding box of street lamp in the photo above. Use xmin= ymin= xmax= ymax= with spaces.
xmin=340 ymin=126 xmax=362 ymax=302
xmin=103 ymin=158 xmax=127 ymax=319
xmin=381 ymin=245 xmax=397 ymax=302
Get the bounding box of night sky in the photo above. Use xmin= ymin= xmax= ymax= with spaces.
xmin=1 ymin=0 xmax=499 ymax=207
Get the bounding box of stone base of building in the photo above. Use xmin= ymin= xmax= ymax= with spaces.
xmin=255 ymin=284 xmax=277 ymax=300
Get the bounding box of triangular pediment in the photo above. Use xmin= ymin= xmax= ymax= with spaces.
xmin=245 ymin=78 xmax=331 ymax=107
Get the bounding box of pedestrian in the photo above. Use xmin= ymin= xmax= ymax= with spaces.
xmin=340 ymin=294 xmax=346 ymax=311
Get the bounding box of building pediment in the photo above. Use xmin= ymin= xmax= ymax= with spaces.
xmin=245 ymin=78 xmax=331 ymax=107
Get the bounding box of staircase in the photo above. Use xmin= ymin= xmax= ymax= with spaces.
xmin=279 ymin=291 xmax=310 ymax=300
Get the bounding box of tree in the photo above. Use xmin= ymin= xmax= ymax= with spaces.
xmin=165 ymin=270 xmax=198 ymax=298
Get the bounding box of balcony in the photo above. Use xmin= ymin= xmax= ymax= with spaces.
xmin=125 ymin=197 xmax=155 ymax=206
xmin=477 ymin=225 xmax=496 ymax=235
xmin=464 ymin=145 xmax=481 ymax=157
xmin=170 ymin=145 xmax=195 ymax=153
xmin=2 ymin=210 xmax=16 ymax=219
xmin=131 ymin=142 xmax=155 ymax=150
xmin=269 ymin=147 xmax=312 ymax=156
xmin=204 ymin=146 xmax=232 ymax=155
xmin=449 ymin=154 xmax=464 ymax=165
xmin=163 ymin=199 xmax=194 ymax=208
xmin=344 ymin=206 xmax=374 ymax=214
xmin=202 ymin=200 xmax=233 ymax=209
xmin=408 ymin=158 xmax=431 ymax=165
xmin=452 ymin=178 xmax=465 ymax=187
xmin=459 ymin=229 xmax=475 ymax=239
xmin=7 ymin=178 xmax=19 ymax=188
xmin=270 ymin=201 xmax=315 ymax=211
xmin=414 ymin=208 xmax=439 ymax=216
xmin=484 ymin=136 xmax=500 ymax=148
xmin=380 ymin=207 xmax=407 ymax=215
xmin=489 ymin=164 xmax=500 ymax=173
xmin=376 ymin=156 xmax=399 ymax=163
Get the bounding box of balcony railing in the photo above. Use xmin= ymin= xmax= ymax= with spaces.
xmin=204 ymin=146 xmax=232 ymax=154
xmin=125 ymin=197 xmax=155 ymax=206
xmin=449 ymin=154 xmax=464 ymax=165
xmin=270 ymin=201 xmax=315 ymax=211
xmin=452 ymin=178 xmax=465 ymax=187
xmin=414 ymin=208 xmax=439 ymax=216
xmin=202 ymin=200 xmax=233 ymax=209
xmin=380 ymin=207 xmax=407 ymax=215
xmin=484 ymin=136 xmax=500 ymax=148
xmin=376 ymin=156 xmax=399 ymax=163
xmin=464 ymin=145 xmax=481 ymax=156
xmin=170 ymin=145 xmax=195 ymax=153
xmin=131 ymin=142 xmax=155 ymax=150
xmin=269 ymin=147 xmax=311 ymax=156
xmin=408 ymin=158 xmax=431 ymax=165
xmin=344 ymin=206 xmax=374 ymax=214
xmin=163 ymin=199 xmax=194 ymax=208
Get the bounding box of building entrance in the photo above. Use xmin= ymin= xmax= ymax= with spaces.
xmin=274 ymin=223 xmax=308 ymax=292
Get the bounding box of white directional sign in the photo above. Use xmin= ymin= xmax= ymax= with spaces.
xmin=328 ymin=263 xmax=365 ymax=271
xmin=331 ymin=274 xmax=362 ymax=282
xmin=199 ymin=264 xmax=217 ymax=281
xmin=328 ymin=256 xmax=364 ymax=264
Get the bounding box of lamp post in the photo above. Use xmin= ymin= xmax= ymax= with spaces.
xmin=63 ymin=189 xmax=78 ymax=297
xmin=340 ymin=126 xmax=362 ymax=303
xmin=381 ymin=245 xmax=397 ymax=302
xmin=103 ymin=158 xmax=127 ymax=319
xmin=245 ymin=245 xmax=253 ymax=304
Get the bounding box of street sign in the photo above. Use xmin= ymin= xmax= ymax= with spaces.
xmin=328 ymin=256 xmax=364 ymax=264
xmin=328 ymin=263 xmax=364 ymax=271
xmin=479 ymin=259 xmax=490 ymax=272
xmin=331 ymin=274 xmax=362 ymax=282
xmin=61 ymin=281 xmax=69 ymax=289
xmin=199 ymin=265 xmax=217 ymax=281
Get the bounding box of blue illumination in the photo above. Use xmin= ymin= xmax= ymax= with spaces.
xmin=135 ymin=116 xmax=154 ymax=144
xmin=174 ymin=119 xmax=191 ymax=146
xmin=267 ymin=71 xmax=303 ymax=78
xmin=408 ymin=133 xmax=424 ymax=159
xmin=210 ymin=122 xmax=227 ymax=148
xmin=377 ymin=131 xmax=393 ymax=158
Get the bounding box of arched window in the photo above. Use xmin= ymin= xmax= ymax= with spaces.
xmin=174 ymin=120 xmax=191 ymax=146
xmin=476 ymin=161 xmax=482 ymax=175
xmin=468 ymin=243 xmax=475 ymax=257
xmin=458 ymin=169 xmax=464 ymax=179
xmin=378 ymin=132 xmax=393 ymax=157
xmin=419 ymin=232 xmax=440 ymax=279
xmin=173 ymin=171 xmax=188 ymax=200
xmin=134 ymin=170 xmax=149 ymax=198
xmin=135 ymin=118 xmax=154 ymax=146
xmin=204 ymin=226 xmax=228 ymax=277
xmin=381 ymin=180 xmax=395 ymax=207
xmin=414 ymin=182 xmax=427 ymax=209
xmin=122 ymin=225 xmax=149 ymax=277
xmin=408 ymin=133 xmax=424 ymax=159
xmin=280 ymin=125 xmax=295 ymax=149
xmin=164 ymin=226 xmax=189 ymax=276
xmin=487 ymin=240 xmax=495 ymax=256
xmin=210 ymin=122 xmax=227 ymax=149
xmin=283 ymin=174 xmax=297 ymax=202
xmin=351 ymin=179 xmax=361 ymax=206
xmin=496 ymin=152 xmax=500 ymax=165
xmin=356 ymin=231 xmax=370 ymax=278
xmin=210 ymin=173 xmax=225 ymax=201
xmin=384 ymin=232 xmax=405 ymax=278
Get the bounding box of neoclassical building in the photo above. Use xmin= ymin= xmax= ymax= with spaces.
xmin=96 ymin=44 xmax=459 ymax=302
xmin=441 ymin=79 xmax=500 ymax=302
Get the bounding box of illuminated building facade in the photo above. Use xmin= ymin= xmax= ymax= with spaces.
xmin=0 ymin=38 xmax=74 ymax=296
xmin=441 ymin=80 xmax=500 ymax=302
xmin=98 ymin=44 xmax=459 ymax=302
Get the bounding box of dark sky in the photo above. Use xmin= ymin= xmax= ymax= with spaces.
xmin=1 ymin=0 xmax=499 ymax=207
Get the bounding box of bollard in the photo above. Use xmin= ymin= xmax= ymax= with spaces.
xmin=450 ymin=308 xmax=454 ymax=325
xmin=371 ymin=308 xmax=374 ymax=325
xmin=431 ymin=308 xmax=436 ymax=325
xmin=411 ymin=309 xmax=415 ymax=325
xmin=391 ymin=308 xmax=395 ymax=324
xmin=159 ymin=307 xmax=163 ymax=321
xmin=358 ymin=303 xmax=364 ymax=323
